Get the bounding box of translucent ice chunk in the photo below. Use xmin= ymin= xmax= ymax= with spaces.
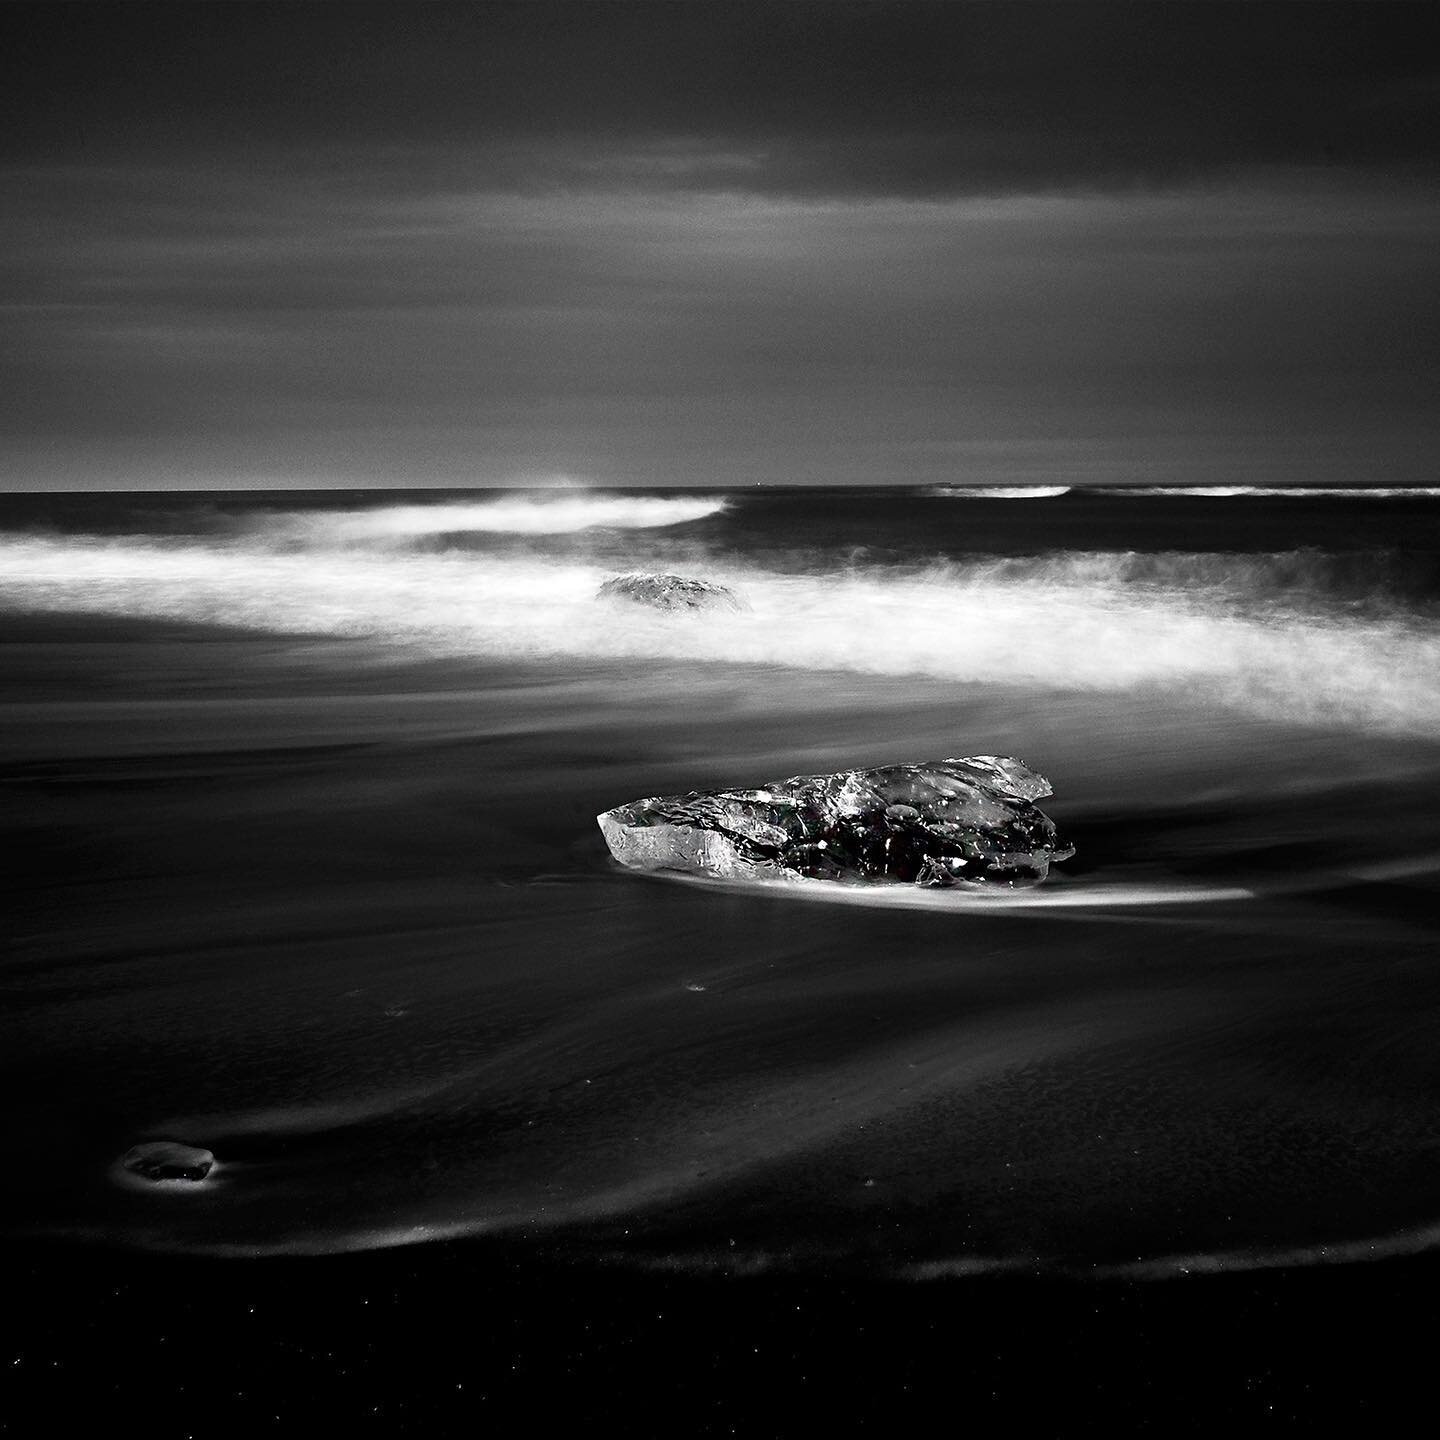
xmin=598 ymin=756 xmax=1073 ymax=891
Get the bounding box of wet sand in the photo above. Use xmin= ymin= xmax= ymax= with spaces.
xmin=4 ymin=615 xmax=1440 ymax=1428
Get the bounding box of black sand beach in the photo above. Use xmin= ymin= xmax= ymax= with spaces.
xmin=4 ymin=550 xmax=1440 ymax=1428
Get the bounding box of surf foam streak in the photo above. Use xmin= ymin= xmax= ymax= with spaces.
xmin=634 ymin=840 xmax=1440 ymax=913
xmin=906 ymin=1219 xmax=1440 ymax=1281
xmin=4 ymin=535 xmax=1440 ymax=736
xmin=86 ymin=1212 xmax=1440 ymax=1274
xmin=250 ymin=494 xmax=727 ymax=543
xmin=653 ymin=871 xmax=1257 ymax=910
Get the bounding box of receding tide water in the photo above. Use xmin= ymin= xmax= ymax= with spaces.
xmin=3 ymin=484 xmax=1439 ymax=1278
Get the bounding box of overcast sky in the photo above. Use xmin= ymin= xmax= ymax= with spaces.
xmin=3 ymin=1 xmax=1438 ymax=489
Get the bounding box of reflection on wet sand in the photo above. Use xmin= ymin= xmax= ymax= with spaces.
xmin=4 ymin=627 xmax=1439 ymax=1275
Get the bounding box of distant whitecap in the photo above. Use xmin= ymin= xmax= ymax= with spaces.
xmin=1091 ymin=485 xmax=1440 ymax=498
xmin=927 ymin=485 xmax=1071 ymax=499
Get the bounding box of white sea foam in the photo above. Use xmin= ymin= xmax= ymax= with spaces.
xmin=4 ymin=531 xmax=1439 ymax=736
xmin=939 ymin=548 xmax=1435 ymax=611
xmin=250 ymin=494 xmax=727 ymax=542
xmin=649 ymin=849 xmax=1440 ymax=911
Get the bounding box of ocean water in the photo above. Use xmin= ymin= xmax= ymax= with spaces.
xmin=3 ymin=484 xmax=1439 ymax=1278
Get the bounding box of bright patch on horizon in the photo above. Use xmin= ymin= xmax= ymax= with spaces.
xmin=928 ymin=486 xmax=1071 ymax=499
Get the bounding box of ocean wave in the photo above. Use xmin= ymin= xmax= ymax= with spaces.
xmin=927 ymin=485 xmax=1071 ymax=499
xmin=1091 ymin=486 xmax=1440 ymax=498
xmin=3 ymin=536 xmax=1439 ymax=735
xmin=245 ymin=494 xmax=728 ymax=544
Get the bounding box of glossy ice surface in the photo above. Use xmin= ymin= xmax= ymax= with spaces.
xmin=599 ymin=755 xmax=1074 ymax=889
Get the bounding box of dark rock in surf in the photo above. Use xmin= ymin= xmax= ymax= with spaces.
xmin=598 ymin=755 xmax=1074 ymax=891
xmin=597 ymin=572 xmax=743 ymax=612
xmin=121 ymin=1140 xmax=215 ymax=1183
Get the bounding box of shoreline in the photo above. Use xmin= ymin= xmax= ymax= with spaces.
xmin=5 ymin=591 xmax=1440 ymax=1430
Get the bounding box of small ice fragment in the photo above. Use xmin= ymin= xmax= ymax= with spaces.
xmin=120 ymin=1141 xmax=215 ymax=1183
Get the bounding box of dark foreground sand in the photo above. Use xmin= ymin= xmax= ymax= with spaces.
xmin=6 ymin=1238 xmax=1440 ymax=1432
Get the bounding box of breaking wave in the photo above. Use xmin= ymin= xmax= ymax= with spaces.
xmin=948 ymin=547 xmax=1440 ymax=614
xmin=246 ymin=494 xmax=727 ymax=543
xmin=3 ymin=531 xmax=1439 ymax=735
xmin=2 ymin=521 xmax=1440 ymax=731
xmin=8 ymin=527 xmax=1440 ymax=743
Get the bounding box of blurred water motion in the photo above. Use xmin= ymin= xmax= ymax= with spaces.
xmin=2 ymin=486 xmax=1439 ymax=1273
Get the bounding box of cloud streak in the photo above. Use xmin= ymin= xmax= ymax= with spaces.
xmin=5 ymin=2 xmax=1438 ymax=194
xmin=5 ymin=158 xmax=1438 ymax=487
